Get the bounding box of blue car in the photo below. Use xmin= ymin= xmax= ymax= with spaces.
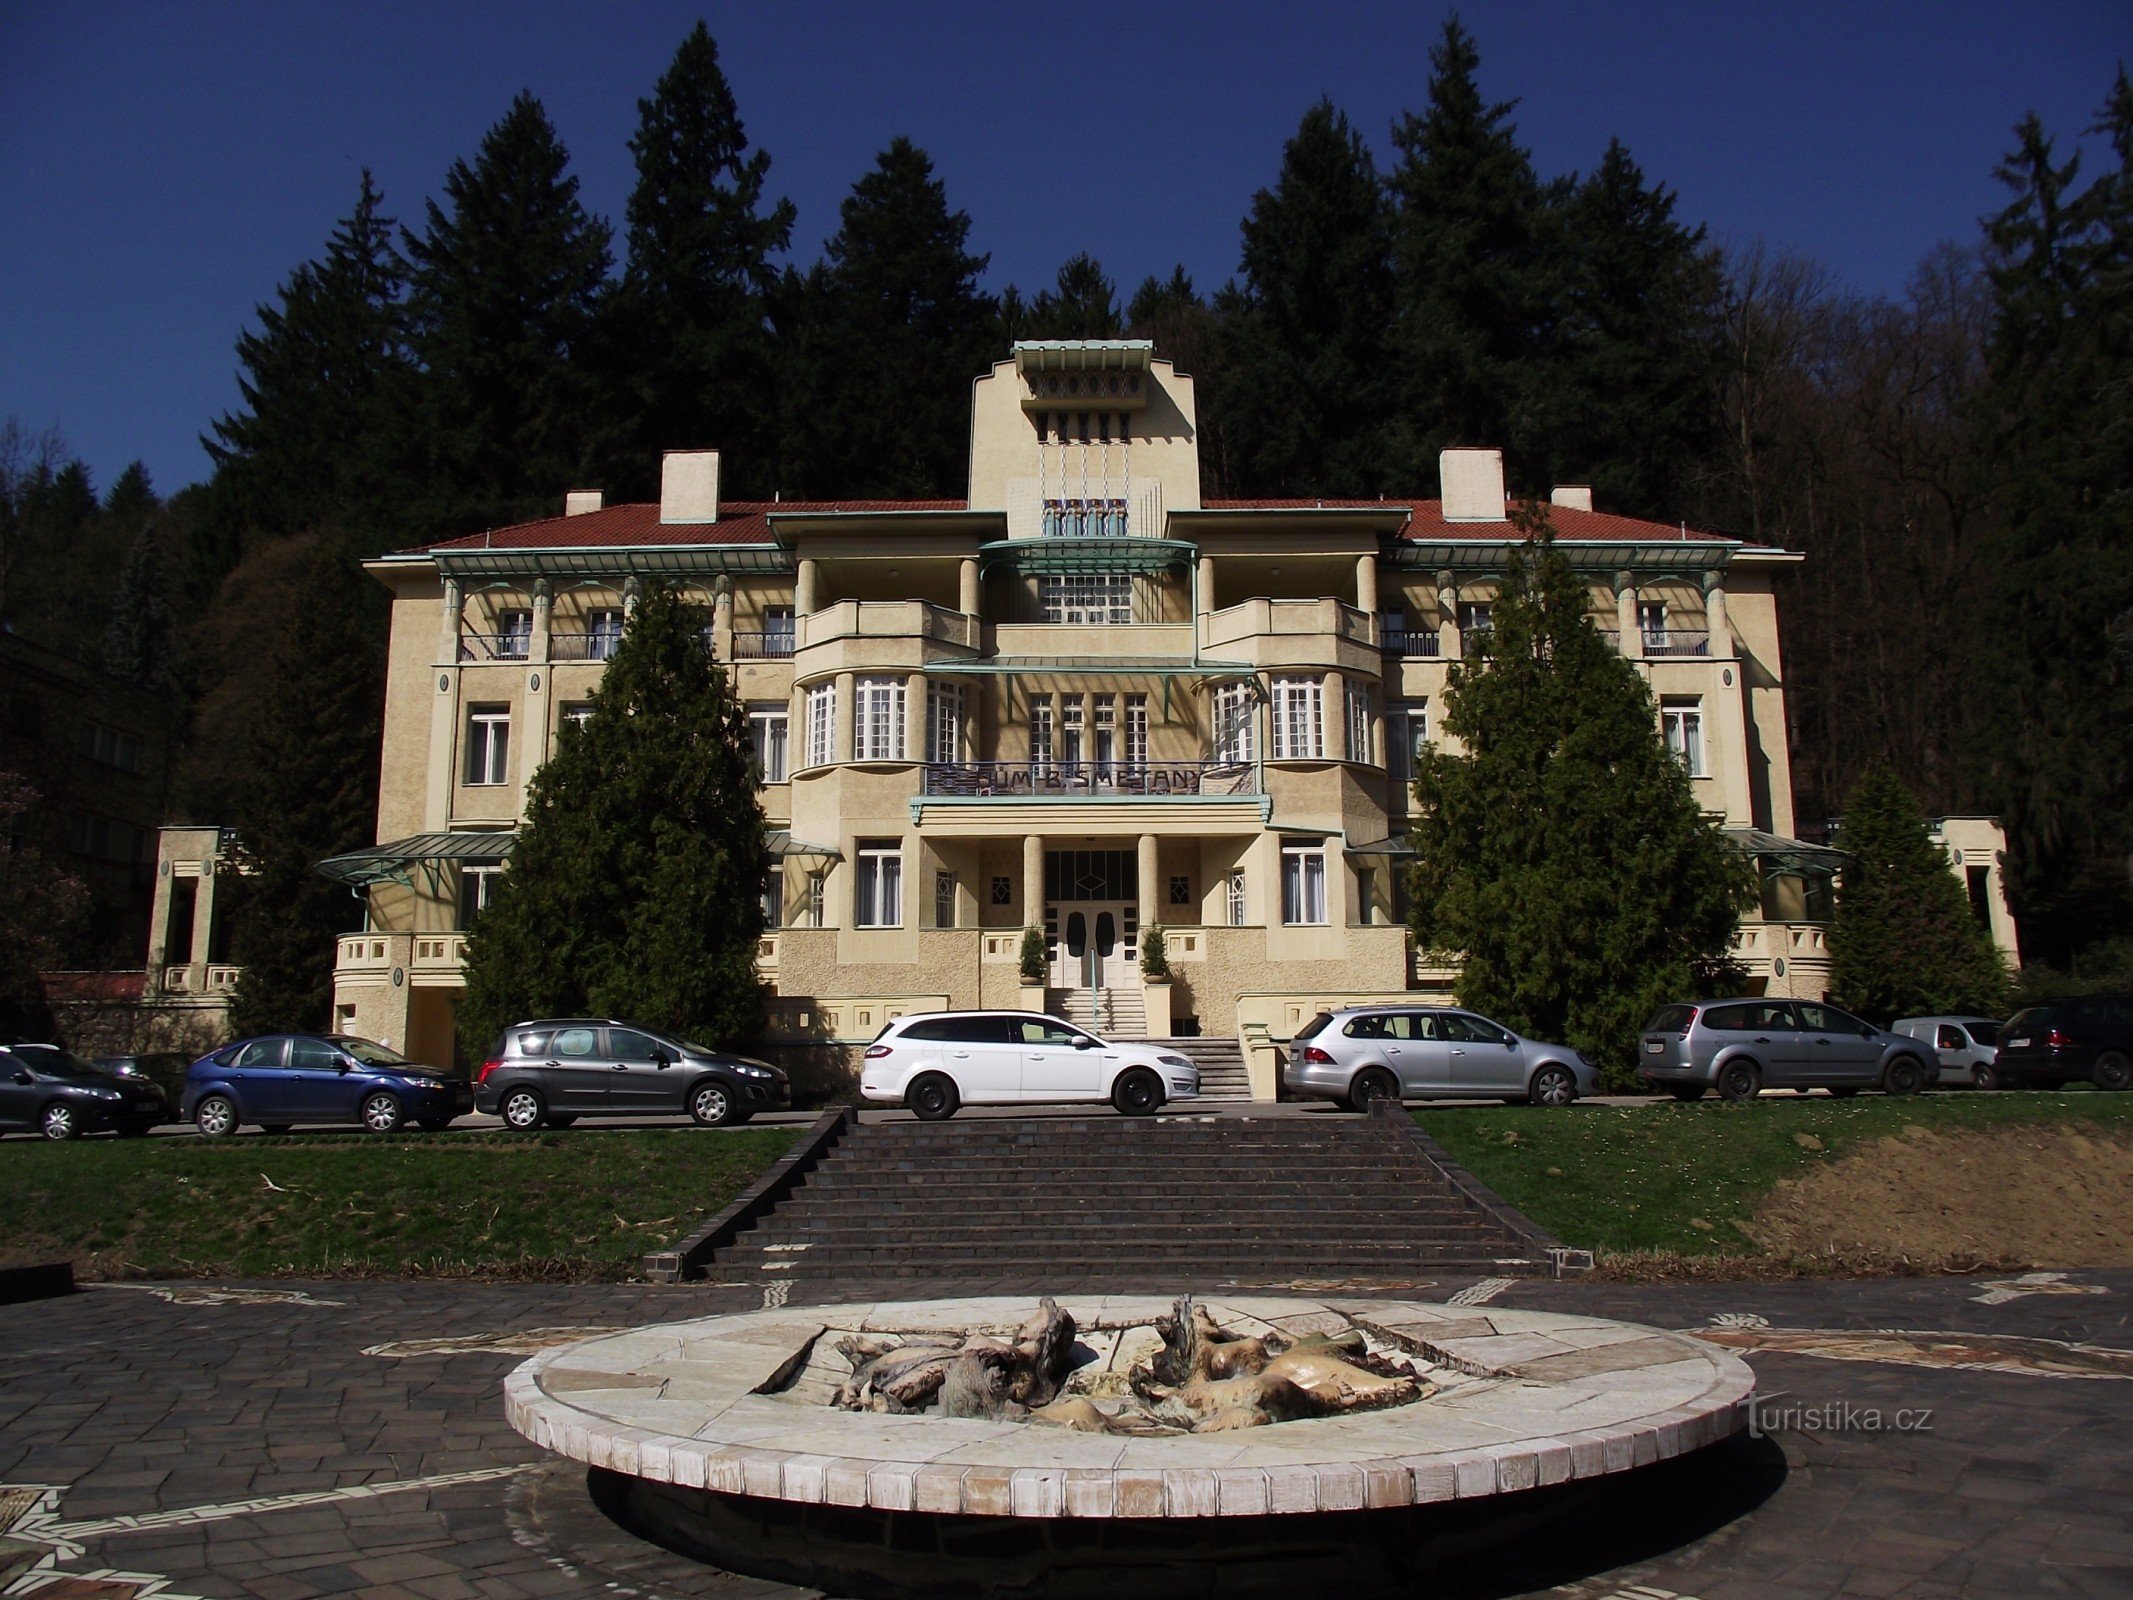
xmin=183 ymin=1034 xmax=473 ymax=1137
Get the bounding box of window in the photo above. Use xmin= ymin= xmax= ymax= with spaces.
xmin=605 ymin=1028 xmax=660 ymax=1060
xmin=1379 ymin=609 xmax=1407 ymax=651
xmin=1061 ymin=696 xmax=1085 ymax=767
xmin=1661 ymin=700 xmax=1704 ymax=776
xmin=749 ymin=706 xmax=789 ymax=782
xmin=230 ymin=1038 xmax=286 ymax=1069
xmin=990 ymin=875 xmax=1012 ymax=906
xmin=1271 ymin=678 xmax=1323 ymax=759
xmin=1388 ymin=702 xmax=1429 ymax=782
xmin=1459 ymin=601 xmax=1492 ymax=637
xmin=764 ymin=606 xmax=796 ymax=652
xmin=285 ymin=1037 xmax=339 ymax=1071
xmin=1014 ymin=1017 xmax=1090 ymax=1045
xmin=459 ymin=858 xmax=504 ymax=924
xmin=68 ymin=813 xmax=143 ymax=863
xmin=1039 ymin=572 xmax=1132 ymax=624
xmin=553 ymin=1027 xmax=598 ymax=1057
xmin=762 ymin=873 xmax=784 ymax=928
xmin=1281 ymin=839 xmax=1327 ymax=924
xmin=855 ymin=840 xmax=902 ymax=927
xmin=1125 ymin=693 xmax=1149 ymax=768
xmin=1092 ymin=693 xmax=1116 ymax=774
xmin=854 ymin=677 xmax=905 ymax=760
xmin=1029 ymin=694 xmax=1054 ymax=767
xmin=927 ymin=682 xmax=963 ymax=763
xmin=497 ymin=610 xmax=532 ymax=659
xmin=80 ymin=722 xmax=143 ymax=773
xmin=1227 ymin=870 xmax=1247 ymax=926
xmin=1212 ymin=681 xmax=1254 ymax=764
xmin=464 ymin=706 xmax=510 ymax=785
xmin=1169 ymin=874 xmax=1191 ymax=906
xmin=1638 ymin=600 xmax=1668 ymax=651
xmin=561 ymin=702 xmax=594 ymax=732
xmin=587 ymin=609 xmax=624 ymax=661
xmin=935 ymin=869 xmax=957 ymax=928
xmin=806 ymin=871 xmax=825 ymax=928
xmin=1345 ymin=680 xmax=1372 ymax=764
xmin=1441 ymin=1013 xmax=1510 ymax=1044
xmin=805 ymin=682 xmax=836 ymax=767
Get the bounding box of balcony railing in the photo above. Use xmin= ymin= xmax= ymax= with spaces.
xmin=550 ymin=630 xmax=622 ymax=661
xmin=733 ymin=630 xmax=797 ymax=659
xmin=458 ymin=632 xmax=531 ymax=662
xmin=1382 ymin=628 xmax=1441 ymax=658
xmin=921 ymin=760 xmax=1261 ymax=798
xmin=1642 ymin=630 xmax=1710 ymax=657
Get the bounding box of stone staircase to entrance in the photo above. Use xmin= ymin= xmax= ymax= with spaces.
xmin=1058 ymin=986 xmax=1144 ymax=1036
xmin=1119 ymin=1036 xmax=1250 ymax=1103
xmin=698 ymin=1112 xmax=1563 ymax=1286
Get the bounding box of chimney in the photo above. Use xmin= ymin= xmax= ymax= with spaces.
xmin=1439 ymin=448 xmax=1506 ymax=522
xmin=1550 ymin=484 xmax=1593 ymax=513
xmin=660 ymin=450 xmax=720 ymax=524
xmin=564 ymin=489 xmax=603 ymax=517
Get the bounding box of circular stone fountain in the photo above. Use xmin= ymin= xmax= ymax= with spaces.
xmin=506 ymin=1294 xmax=1755 ymax=1599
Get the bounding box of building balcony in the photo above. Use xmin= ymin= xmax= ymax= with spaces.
xmin=549 ymin=630 xmax=623 ymax=662
xmin=1641 ymin=630 xmax=1710 ymax=658
xmin=157 ymin=962 xmax=240 ymax=997
xmin=1381 ymin=627 xmax=1441 ymax=658
xmin=334 ymin=932 xmax=470 ymax=985
xmin=1200 ymin=598 xmax=1374 ymax=652
xmin=797 ymin=600 xmax=977 ymax=651
xmin=920 ymin=760 xmax=1260 ymax=800
xmin=732 ymin=629 xmax=796 ymax=659
xmin=458 ymin=632 xmax=531 ymax=663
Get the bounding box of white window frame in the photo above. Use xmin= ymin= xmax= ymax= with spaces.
xmin=854 ymin=677 xmax=906 ymax=761
xmin=855 ymin=840 xmax=903 ymax=928
xmin=934 ymin=869 xmax=957 ymax=929
xmin=805 ymin=682 xmax=836 ymax=768
xmin=1281 ymin=839 xmax=1328 ymax=925
xmin=749 ymin=706 xmax=789 ymax=783
xmin=1039 ymin=572 xmax=1133 ymax=625
xmin=1458 ymin=601 xmax=1492 ymax=637
xmin=1662 ymin=701 xmax=1705 ymax=777
xmin=586 ymin=608 xmax=624 ymax=661
xmin=1270 ymin=678 xmax=1323 ymax=760
xmin=1344 ymin=679 xmax=1372 ymax=765
xmin=1226 ymin=869 xmax=1247 ymax=927
xmin=1124 ymin=693 xmax=1149 ymax=768
xmin=459 ymin=859 xmax=504 ymax=923
xmin=497 ymin=610 xmax=532 ymax=659
xmin=464 ymin=706 xmax=511 ymax=786
xmin=1061 ymin=696 xmax=1085 ymax=768
xmin=761 ymin=872 xmax=784 ymax=928
xmin=1030 ymin=694 xmax=1054 ymax=768
xmin=1388 ymin=701 xmax=1429 ymax=782
xmin=1093 ymin=693 xmax=1116 ymax=774
xmin=1212 ymin=681 xmax=1255 ymax=764
xmin=1638 ymin=600 xmax=1669 ymax=651
xmin=927 ymin=682 xmax=963 ymax=763
xmin=561 ymin=701 xmax=594 ymax=733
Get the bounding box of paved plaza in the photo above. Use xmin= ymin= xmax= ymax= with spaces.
xmin=1 ymin=1268 xmax=2127 ymax=1598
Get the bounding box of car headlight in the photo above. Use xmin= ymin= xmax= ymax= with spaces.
xmin=734 ymin=1063 xmax=774 ymax=1079
xmin=89 ymin=1087 xmax=124 ymax=1101
xmin=1157 ymin=1055 xmax=1193 ymax=1069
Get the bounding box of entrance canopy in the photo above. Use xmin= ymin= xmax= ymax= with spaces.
xmin=1722 ymin=828 xmax=1848 ymax=879
xmin=317 ymin=832 xmax=515 ymax=893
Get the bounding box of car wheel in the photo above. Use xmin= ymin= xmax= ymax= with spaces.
xmin=2095 ymin=1051 xmax=2131 ymax=1092
xmin=1826 ymin=1087 xmax=1860 ymax=1099
xmin=1716 ymin=1059 xmax=1762 ymax=1102
xmin=1349 ymin=1067 xmax=1401 ymax=1112
xmin=1112 ymin=1068 xmax=1165 ymax=1117
xmin=1529 ymin=1065 xmax=1577 ymax=1108
xmin=260 ymin=1124 xmax=292 ymax=1135
xmin=1881 ymin=1056 xmax=1926 ymax=1096
xmin=1667 ymin=1085 xmax=1707 ymax=1102
xmin=689 ymin=1082 xmax=737 ymax=1126
xmin=39 ymin=1103 xmax=78 ymax=1141
xmin=1972 ymin=1061 xmax=2000 ymax=1092
xmin=361 ymin=1092 xmax=403 ymax=1133
xmin=194 ymin=1094 xmax=237 ymax=1139
xmin=908 ymin=1074 xmax=959 ymax=1121
xmin=500 ymin=1089 xmax=546 ymax=1130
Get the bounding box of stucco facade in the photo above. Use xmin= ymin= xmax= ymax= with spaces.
xmin=328 ymin=339 xmax=2017 ymax=1082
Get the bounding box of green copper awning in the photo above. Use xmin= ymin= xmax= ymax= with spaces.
xmin=1723 ymin=828 xmax=1848 ymax=878
xmin=316 ymin=832 xmax=516 ymax=893
xmin=1343 ymin=836 xmax=1417 ymax=856
xmin=978 ymin=537 xmax=1195 ymax=575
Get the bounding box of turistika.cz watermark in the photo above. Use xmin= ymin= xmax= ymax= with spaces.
xmin=1749 ymin=1394 xmax=1934 ymax=1438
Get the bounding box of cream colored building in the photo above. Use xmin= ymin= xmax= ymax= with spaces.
xmin=327 ymin=340 xmax=2017 ymax=1092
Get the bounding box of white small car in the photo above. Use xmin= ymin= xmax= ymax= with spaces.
xmin=859 ymin=1011 xmax=1200 ymax=1120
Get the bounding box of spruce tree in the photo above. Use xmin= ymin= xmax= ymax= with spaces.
xmin=205 ymin=171 xmax=408 ymax=554
xmin=616 ymin=23 xmax=794 ymax=499
xmin=1406 ymin=507 xmax=1750 ymax=1076
xmin=1022 ymin=253 xmax=1123 ymax=339
xmin=402 ymin=93 xmax=616 ymax=535
xmin=226 ymin=553 xmax=385 ymax=1036
xmin=776 ymin=138 xmax=996 ymax=497
xmin=0 ymin=773 xmax=88 ymax=1041
xmin=1216 ymin=100 xmax=1396 ymax=495
xmin=1826 ymin=766 xmax=2009 ymax=1020
xmin=1386 ymin=18 xmax=1556 ymax=488
xmin=457 ymin=586 xmax=767 ymax=1057
xmin=101 ymin=520 xmax=177 ymax=688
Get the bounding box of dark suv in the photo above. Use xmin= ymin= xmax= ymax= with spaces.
xmin=1994 ymin=997 xmax=2132 ymax=1090
xmin=474 ymin=1019 xmax=790 ymax=1129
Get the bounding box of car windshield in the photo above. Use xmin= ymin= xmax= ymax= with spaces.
xmin=1964 ymin=1021 xmax=2000 ymax=1047
xmin=4 ymin=1046 xmax=110 ymax=1080
xmin=338 ymin=1038 xmax=413 ymax=1068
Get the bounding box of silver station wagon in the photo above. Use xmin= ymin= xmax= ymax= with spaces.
xmin=1283 ymin=1005 xmax=1600 ymax=1109
xmin=1638 ymin=999 xmax=1936 ymax=1100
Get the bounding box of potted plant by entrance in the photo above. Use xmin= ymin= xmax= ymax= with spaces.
xmin=1018 ymin=926 xmax=1047 ymax=1010
xmin=1139 ymin=925 xmax=1174 ymax=1038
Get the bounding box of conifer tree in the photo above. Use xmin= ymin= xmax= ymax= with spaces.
xmin=226 ymin=553 xmax=385 ymax=1036
xmin=616 ymin=24 xmax=794 ymax=499
xmin=205 ymin=171 xmax=408 ymax=554
xmin=457 ymin=586 xmax=767 ymax=1057
xmin=1386 ymin=18 xmax=1556 ymax=488
xmin=0 ymin=773 xmax=88 ymax=1041
xmin=1022 ymin=253 xmax=1123 ymax=339
xmin=402 ymin=94 xmax=616 ymax=535
xmin=1405 ymin=507 xmax=1749 ymax=1076
xmin=776 ymin=139 xmax=996 ymax=496
xmin=1826 ymin=766 xmax=2009 ymax=1020
xmin=1216 ymin=100 xmax=1395 ymax=495
xmin=101 ymin=520 xmax=177 ymax=688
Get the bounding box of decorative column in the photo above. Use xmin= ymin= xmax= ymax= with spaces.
xmin=1436 ymin=568 xmax=1459 ymax=659
xmin=1136 ymin=834 xmax=1160 ymax=918
xmin=1615 ymin=569 xmax=1640 ymax=659
xmin=712 ymin=574 xmax=734 ymax=661
xmin=1323 ymin=670 xmax=1347 ymax=761
xmin=530 ymin=577 xmax=553 ymax=662
xmin=525 ymin=577 xmax=553 ymax=780
xmin=1197 ymin=555 xmax=1216 ymax=620
xmin=1703 ymin=569 xmax=1731 ymax=657
xmin=437 ymin=577 xmax=464 ymax=663
xmin=906 ymin=672 xmax=928 ymax=761
xmin=622 ymin=575 xmax=641 ymax=619
xmin=958 ymin=556 xmax=979 ymax=618
xmin=426 ymin=579 xmax=463 ymax=830
xmin=796 ymin=557 xmax=819 ymax=615
xmin=1355 ymin=554 xmax=1379 ymax=627
xmin=833 ymin=671 xmax=856 ymax=762
xmin=1022 ymin=833 xmax=1045 ymax=926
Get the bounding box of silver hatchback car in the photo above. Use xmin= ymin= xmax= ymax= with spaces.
xmin=1638 ymin=999 xmax=1936 ymax=1100
xmin=1284 ymin=1005 xmax=1601 ymax=1109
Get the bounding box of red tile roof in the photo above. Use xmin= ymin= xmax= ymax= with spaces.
xmin=1201 ymin=498 xmax=1732 ymax=543
xmin=414 ymin=500 xmax=972 ymax=554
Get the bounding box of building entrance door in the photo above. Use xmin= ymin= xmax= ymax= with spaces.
xmin=1050 ymin=902 xmax=1138 ymax=992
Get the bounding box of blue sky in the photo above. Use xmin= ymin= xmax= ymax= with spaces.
xmin=1 ymin=1 xmax=2126 ymax=495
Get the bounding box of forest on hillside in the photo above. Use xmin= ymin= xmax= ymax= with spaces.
xmin=2 ymin=19 xmax=2127 ymax=985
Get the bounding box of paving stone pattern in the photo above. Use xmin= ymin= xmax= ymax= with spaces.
xmin=0 ymin=1271 xmax=2127 ymax=1596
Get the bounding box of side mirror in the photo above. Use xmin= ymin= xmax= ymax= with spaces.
xmin=651 ymin=1048 xmax=673 ymax=1066
xmin=11 ymin=1071 xmax=30 ymax=1086
xmin=1505 ymin=1037 xmax=1518 ymax=1049
xmin=1073 ymin=1035 xmax=1097 ymax=1050
xmin=337 ymin=1058 xmax=354 ymax=1073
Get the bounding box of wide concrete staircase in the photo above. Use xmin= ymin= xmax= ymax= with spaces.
xmin=701 ymin=1113 xmax=1556 ymax=1286
xmin=1122 ymin=1037 xmax=1251 ymax=1103
xmin=1058 ymin=986 xmax=1144 ymax=1036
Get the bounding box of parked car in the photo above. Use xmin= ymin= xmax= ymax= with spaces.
xmin=92 ymin=1051 xmax=193 ymax=1102
xmin=474 ymin=1019 xmax=790 ymax=1129
xmin=858 ymin=1011 xmax=1198 ymax=1119
xmin=1993 ymin=997 xmax=2132 ymax=1091
xmin=1638 ymin=999 xmax=1935 ymax=1100
xmin=183 ymin=1034 xmax=473 ymax=1136
xmin=0 ymin=1043 xmax=171 ymax=1139
xmin=1283 ymin=1005 xmax=1599 ymax=1109
xmin=1891 ymin=1016 xmax=2003 ymax=1089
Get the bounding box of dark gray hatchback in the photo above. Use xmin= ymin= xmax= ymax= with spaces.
xmin=474 ymin=1019 xmax=789 ymax=1129
xmin=1638 ymin=999 xmax=1937 ymax=1101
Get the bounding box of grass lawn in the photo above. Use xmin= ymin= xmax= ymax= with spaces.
xmin=1420 ymin=1090 xmax=2133 ymax=1259
xmin=0 ymin=1126 xmax=797 ymax=1280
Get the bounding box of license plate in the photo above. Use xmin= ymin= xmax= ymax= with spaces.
xmin=2006 ymin=1037 xmax=2029 ymax=1048
xmin=1644 ymin=1041 xmax=1664 ymax=1054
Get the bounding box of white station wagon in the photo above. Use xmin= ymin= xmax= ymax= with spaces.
xmin=859 ymin=1011 xmax=1199 ymax=1120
